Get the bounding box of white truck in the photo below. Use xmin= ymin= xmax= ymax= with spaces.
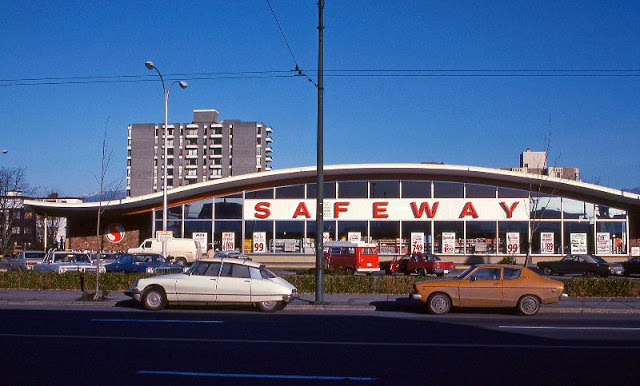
xmin=128 ymin=238 xmax=202 ymax=266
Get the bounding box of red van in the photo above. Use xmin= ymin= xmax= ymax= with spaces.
xmin=323 ymin=241 xmax=380 ymax=273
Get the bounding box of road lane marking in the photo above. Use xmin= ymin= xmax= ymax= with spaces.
xmin=0 ymin=333 xmax=638 ymax=350
xmin=499 ymin=326 xmax=640 ymax=331
xmin=91 ymin=318 xmax=224 ymax=324
xmin=137 ymin=370 xmax=376 ymax=381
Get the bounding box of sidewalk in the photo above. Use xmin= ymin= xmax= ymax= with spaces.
xmin=1 ymin=289 xmax=640 ymax=314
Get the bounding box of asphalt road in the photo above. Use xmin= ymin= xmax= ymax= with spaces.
xmin=1 ymin=306 xmax=639 ymax=385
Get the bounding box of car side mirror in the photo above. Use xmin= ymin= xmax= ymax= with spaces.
xmin=469 ymin=276 xmax=477 ymax=282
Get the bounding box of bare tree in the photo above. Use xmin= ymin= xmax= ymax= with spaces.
xmin=0 ymin=167 xmax=31 ymax=255
xmin=93 ymin=119 xmax=124 ymax=300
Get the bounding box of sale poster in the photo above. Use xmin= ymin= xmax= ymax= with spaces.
xmin=253 ymin=232 xmax=266 ymax=253
xmin=541 ymin=232 xmax=554 ymax=254
xmin=192 ymin=232 xmax=208 ymax=254
xmin=506 ymin=232 xmax=520 ymax=254
xmin=410 ymin=232 xmax=424 ymax=254
xmin=348 ymin=232 xmax=361 ymax=243
xmin=570 ymin=233 xmax=587 ymax=254
xmin=596 ymin=232 xmax=611 ymax=254
xmin=221 ymin=232 xmax=235 ymax=251
xmin=442 ymin=232 xmax=456 ymax=254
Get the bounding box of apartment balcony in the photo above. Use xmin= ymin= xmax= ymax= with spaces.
xmin=265 ymin=156 xmax=273 ymax=163
xmin=185 ymin=153 xmax=198 ymax=159
xmin=185 ymin=144 xmax=198 ymax=149
xmin=265 ymin=136 xmax=273 ymax=143
xmin=265 ymin=146 xmax=273 ymax=153
xmin=185 ymin=175 xmax=198 ymax=180
xmin=209 ymin=133 xmax=223 ymax=138
xmin=265 ymin=127 xmax=272 ymax=133
xmin=265 ymin=166 xmax=272 ymax=171
xmin=209 ymin=164 xmax=222 ymax=169
xmin=185 ymin=164 xmax=198 ymax=169
xmin=209 ymin=154 xmax=222 ymax=158
xmin=209 ymin=144 xmax=223 ymax=148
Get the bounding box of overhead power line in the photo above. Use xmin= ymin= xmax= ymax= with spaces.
xmin=0 ymin=68 xmax=638 ymax=87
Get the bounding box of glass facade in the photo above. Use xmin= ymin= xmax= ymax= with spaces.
xmin=151 ymin=180 xmax=630 ymax=256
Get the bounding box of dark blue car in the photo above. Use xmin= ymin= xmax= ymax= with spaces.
xmin=105 ymin=253 xmax=184 ymax=274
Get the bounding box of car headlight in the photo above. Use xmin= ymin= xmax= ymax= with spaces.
xmin=146 ymin=267 xmax=154 ymax=274
xmin=129 ymin=281 xmax=139 ymax=291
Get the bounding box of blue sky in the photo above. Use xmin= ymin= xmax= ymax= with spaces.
xmin=1 ymin=0 xmax=638 ymax=195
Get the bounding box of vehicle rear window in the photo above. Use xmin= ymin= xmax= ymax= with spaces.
xmin=231 ymin=264 xmax=250 ymax=278
xmin=503 ymin=268 xmax=521 ymax=280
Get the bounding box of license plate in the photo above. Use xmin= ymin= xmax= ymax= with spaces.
xmin=444 ymin=270 xmax=449 ymax=274
xmin=366 ymin=263 xmax=372 ymax=267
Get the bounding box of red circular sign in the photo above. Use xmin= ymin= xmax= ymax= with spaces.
xmin=105 ymin=223 xmax=125 ymax=243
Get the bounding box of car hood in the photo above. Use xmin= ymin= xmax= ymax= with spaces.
xmin=267 ymin=276 xmax=297 ymax=291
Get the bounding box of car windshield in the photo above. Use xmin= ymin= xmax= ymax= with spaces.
xmin=455 ymin=266 xmax=475 ymax=279
xmin=589 ymin=255 xmax=607 ymax=264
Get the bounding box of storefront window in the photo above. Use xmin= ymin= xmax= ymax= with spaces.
xmin=213 ymin=221 xmax=242 ymax=252
xmin=466 ymin=221 xmax=497 ymax=254
xmin=434 ymin=221 xmax=463 ymax=254
xmin=498 ymin=187 xmax=529 ymax=198
xmin=596 ymin=205 xmax=627 ymax=219
xmin=307 ymin=220 xmax=337 ymax=242
xmin=596 ymin=222 xmax=627 ymax=254
xmin=433 ymin=182 xmax=463 ymax=198
xmin=154 ymin=220 xmax=181 ymax=238
xmin=245 ymin=220 xmax=273 ymax=253
xmin=306 ymin=182 xmax=336 ymax=199
xmin=531 ymin=194 xmax=561 ymax=219
xmin=274 ymin=221 xmax=305 ymax=253
xmin=338 ymin=221 xmax=367 ymax=241
xmin=338 ymin=181 xmax=367 ymax=198
xmin=465 ymin=184 xmax=496 ymax=198
xmin=184 ymin=199 xmax=212 ymax=219
xmin=370 ymin=181 xmax=400 ymax=198
xmin=275 ymin=184 xmax=305 ymax=199
xmin=370 ymin=221 xmax=400 ymax=255
xmin=184 ymin=221 xmax=212 ymax=251
xmin=531 ymin=222 xmax=561 ymax=254
xmin=155 ymin=205 xmax=182 ymax=220
xmin=245 ymin=188 xmax=273 ymax=199
xmin=402 ymin=221 xmax=433 ymax=253
xmin=214 ymin=197 xmax=242 ymax=219
xmin=401 ymin=180 xmax=432 ymax=198
xmin=563 ymin=222 xmax=594 ymax=254
xmin=498 ymin=222 xmax=528 ymax=254
xmin=563 ymin=198 xmax=595 ymax=220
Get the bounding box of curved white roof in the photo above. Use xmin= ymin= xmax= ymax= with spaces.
xmin=24 ymin=163 xmax=640 ymax=216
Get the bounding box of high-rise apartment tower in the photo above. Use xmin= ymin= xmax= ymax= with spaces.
xmin=127 ymin=109 xmax=273 ymax=197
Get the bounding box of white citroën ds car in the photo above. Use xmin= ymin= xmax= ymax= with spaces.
xmin=126 ymin=257 xmax=297 ymax=312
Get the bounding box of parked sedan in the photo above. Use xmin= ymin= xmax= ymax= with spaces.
xmin=381 ymin=253 xmax=455 ymax=277
xmin=410 ymin=264 xmax=565 ymax=315
xmin=125 ymin=257 xmax=297 ymax=312
xmin=106 ymin=253 xmax=184 ymax=274
xmin=537 ymin=254 xmax=623 ymax=277
xmin=621 ymin=257 xmax=640 ymax=276
xmin=7 ymin=250 xmax=46 ymax=271
xmin=33 ymin=251 xmax=106 ymax=274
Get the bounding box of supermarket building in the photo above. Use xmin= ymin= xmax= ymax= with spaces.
xmin=24 ymin=164 xmax=640 ymax=264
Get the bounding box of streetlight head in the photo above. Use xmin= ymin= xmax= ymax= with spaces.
xmin=145 ymin=61 xmax=155 ymax=70
xmin=179 ymin=81 xmax=188 ymax=89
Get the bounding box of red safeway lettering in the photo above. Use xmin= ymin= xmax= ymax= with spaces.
xmin=459 ymin=202 xmax=479 ymax=219
xmin=334 ymin=202 xmax=349 ymax=218
xmin=254 ymin=202 xmax=271 ymax=219
xmin=373 ymin=202 xmax=389 ymax=218
xmin=292 ymin=202 xmax=311 ymax=219
xmin=410 ymin=202 xmax=439 ymax=218
xmin=500 ymin=201 xmax=519 ymax=218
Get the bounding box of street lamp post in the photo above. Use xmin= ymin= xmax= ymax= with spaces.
xmin=145 ymin=61 xmax=187 ymax=258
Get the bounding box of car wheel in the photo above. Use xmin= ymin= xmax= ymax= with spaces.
xmin=174 ymin=257 xmax=187 ymax=266
xmin=142 ymin=287 xmax=167 ymax=311
xmin=517 ymin=295 xmax=540 ymax=316
xmin=427 ymin=293 xmax=451 ymax=315
xmin=257 ymin=300 xmax=285 ymax=313
xmin=417 ymin=268 xmax=427 ymax=277
xmin=543 ymin=267 xmax=553 ymax=276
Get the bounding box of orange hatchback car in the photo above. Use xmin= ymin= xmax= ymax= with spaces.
xmin=410 ymin=264 xmax=565 ymax=315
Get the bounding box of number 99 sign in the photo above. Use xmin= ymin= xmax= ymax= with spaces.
xmin=253 ymin=232 xmax=267 ymax=253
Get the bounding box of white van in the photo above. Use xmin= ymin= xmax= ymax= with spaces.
xmin=128 ymin=238 xmax=202 ymax=266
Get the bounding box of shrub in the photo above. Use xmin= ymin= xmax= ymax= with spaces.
xmin=564 ymin=277 xmax=640 ymax=297
xmin=497 ymin=256 xmax=517 ymax=265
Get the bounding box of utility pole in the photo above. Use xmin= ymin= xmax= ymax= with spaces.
xmin=315 ymin=0 xmax=325 ymax=304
